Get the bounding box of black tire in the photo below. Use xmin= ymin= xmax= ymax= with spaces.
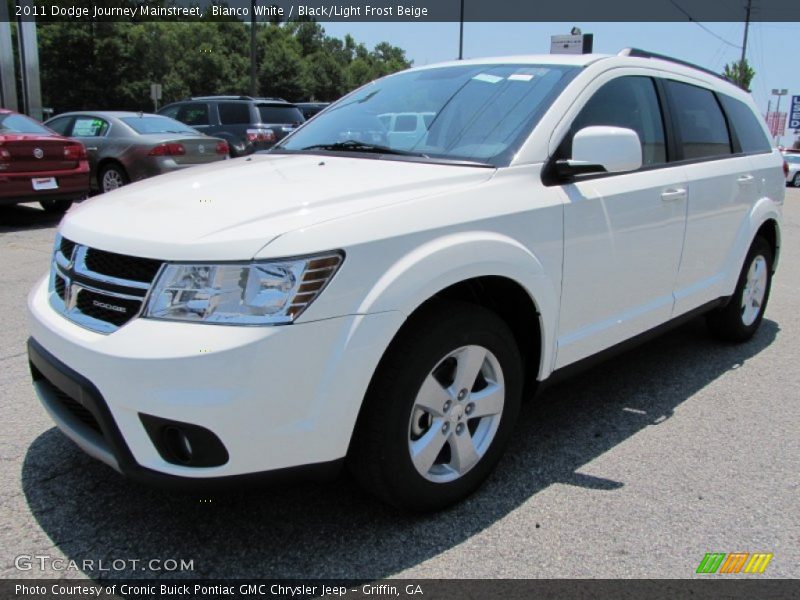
xmin=348 ymin=301 xmax=523 ymax=512
xmin=706 ymin=236 xmax=773 ymax=343
xmin=39 ymin=199 xmax=73 ymax=214
xmin=99 ymin=163 xmax=129 ymax=193
xmin=793 ymin=172 xmax=800 ymax=188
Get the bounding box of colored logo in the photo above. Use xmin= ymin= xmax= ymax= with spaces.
xmin=696 ymin=552 xmax=773 ymax=574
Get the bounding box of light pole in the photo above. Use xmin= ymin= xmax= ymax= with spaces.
xmin=458 ymin=0 xmax=464 ymax=60
xmin=772 ymin=88 xmax=788 ymax=145
xmin=250 ymin=0 xmax=257 ymax=96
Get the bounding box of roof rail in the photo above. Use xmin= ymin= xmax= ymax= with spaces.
xmin=618 ymin=48 xmax=727 ymax=82
xmin=189 ymin=95 xmax=256 ymax=101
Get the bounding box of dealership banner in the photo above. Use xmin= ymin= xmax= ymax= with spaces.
xmin=2 ymin=579 xmax=799 ymax=600
xmin=7 ymin=0 xmax=800 ymax=23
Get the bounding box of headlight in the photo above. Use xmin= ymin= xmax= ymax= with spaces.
xmin=144 ymin=253 xmax=342 ymax=325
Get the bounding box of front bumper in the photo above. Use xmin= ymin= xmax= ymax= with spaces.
xmin=27 ymin=275 xmax=404 ymax=486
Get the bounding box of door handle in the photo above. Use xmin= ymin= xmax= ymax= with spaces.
xmin=661 ymin=188 xmax=686 ymax=202
xmin=85 ymin=146 xmax=98 ymax=151
xmin=737 ymin=174 xmax=755 ymax=185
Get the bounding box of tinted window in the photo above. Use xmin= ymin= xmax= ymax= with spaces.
xmin=72 ymin=116 xmax=109 ymax=137
xmin=176 ymin=104 xmax=210 ymax=126
xmin=394 ymin=115 xmax=418 ymax=132
xmin=718 ymin=95 xmax=772 ymax=154
xmin=120 ymin=116 xmax=197 ymax=134
xmin=257 ymin=105 xmax=304 ymax=124
xmin=219 ymin=103 xmax=252 ymax=125
xmin=564 ymin=76 xmax=666 ymax=166
xmin=159 ymin=105 xmax=181 ymax=120
xmin=46 ymin=117 xmax=72 ymax=135
xmin=0 ymin=113 xmax=51 ymax=135
xmin=667 ymin=81 xmax=731 ymax=160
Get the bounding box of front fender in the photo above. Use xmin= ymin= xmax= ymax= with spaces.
xmin=356 ymin=232 xmax=559 ymax=380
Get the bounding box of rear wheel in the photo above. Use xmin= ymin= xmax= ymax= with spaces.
xmin=39 ymin=199 xmax=73 ymax=214
xmin=99 ymin=163 xmax=129 ymax=193
xmin=348 ymin=302 xmax=522 ymax=512
xmin=793 ymin=172 xmax=800 ymax=187
xmin=706 ymin=236 xmax=773 ymax=343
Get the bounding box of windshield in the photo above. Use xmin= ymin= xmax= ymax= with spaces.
xmin=121 ymin=116 xmax=198 ymax=135
xmin=258 ymin=105 xmax=304 ymax=124
xmin=276 ymin=64 xmax=578 ymax=166
xmin=0 ymin=113 xmax=52 ymax=135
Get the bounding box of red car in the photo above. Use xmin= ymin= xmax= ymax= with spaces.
xmin=0 ymin=109 xmax=90 ymax=213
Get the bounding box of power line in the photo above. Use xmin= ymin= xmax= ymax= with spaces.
xmin=667 ymin=0 xmax=741 ymax=49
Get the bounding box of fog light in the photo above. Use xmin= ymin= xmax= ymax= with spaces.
xmin=139 ymin=414 xmax=229 ymax=467
xmin=164 ymin=426 xmax=193 ymax=463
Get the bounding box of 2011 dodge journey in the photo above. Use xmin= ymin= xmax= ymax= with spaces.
xmin=27 ymin=49 xmax=784 ymax=511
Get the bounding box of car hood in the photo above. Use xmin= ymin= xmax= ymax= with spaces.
xmin=60 ymin=153 xmax=495 ymax=260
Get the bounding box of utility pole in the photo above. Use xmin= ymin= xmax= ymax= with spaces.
xmin=250 ymin=0 xmax=257 ymax=96
xmin=740 ymin=0 xmax=751 ymax=67
xmin=458 ymin=0 xmax=464 ymax=60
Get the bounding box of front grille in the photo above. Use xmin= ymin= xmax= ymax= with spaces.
xmin=50 ymin=237 xmax=163 ymax=333
xmin=84 ymin=247 xmax=162 ymax=284
xmin=60 ymin=237 xmax=76 ymax=259
xmin=50 ymin=383 xmax=103 ymax=435
xmin=75 ymin=289 xmax=142 ymax=327
xmin=54 ymin=274 xmax=66 ymax=300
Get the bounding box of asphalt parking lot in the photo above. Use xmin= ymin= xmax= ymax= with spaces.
xmin=1 ymin=189 xmax=798 ymax=581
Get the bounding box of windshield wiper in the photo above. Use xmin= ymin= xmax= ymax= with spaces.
xmin=300 ymin=140 xmax=427 ymax=157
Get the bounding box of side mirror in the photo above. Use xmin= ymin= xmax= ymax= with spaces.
xmin=558 ymin=126 xmax=643 ymax=177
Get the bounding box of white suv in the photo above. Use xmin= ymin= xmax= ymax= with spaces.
xmin=27 ymin=49 xmax=784 ymax=511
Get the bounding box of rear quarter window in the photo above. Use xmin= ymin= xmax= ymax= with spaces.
xmin=667 ymin=80 xmax=732 ymax=160
xmin=718 ymin=95 xmax=772 ymax=154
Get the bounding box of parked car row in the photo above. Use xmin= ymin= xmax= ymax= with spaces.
xmin=157 ymin=96 xmax=306 ymax=156
xmin=45 ymin=112 xmax=229 ymax=193
xmin=1 ymin=95 xmax=322 ymax=212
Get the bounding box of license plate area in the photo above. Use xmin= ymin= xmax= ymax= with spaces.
xmin=32 ymin=177 xmax=58 ymax=191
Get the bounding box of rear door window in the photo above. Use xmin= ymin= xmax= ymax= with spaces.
xmin=218 ymin=103 xmax=252 ymax=125
xmin=394 ymin=115 xmax=418 ymax=132
xmin=667 ymin=81 xmax=732 ymax=160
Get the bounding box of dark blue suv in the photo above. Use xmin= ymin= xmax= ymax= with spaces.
xmin=158 ymin=96 xmax=305 ymax=157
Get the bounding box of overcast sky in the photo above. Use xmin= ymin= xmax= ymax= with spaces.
xmin=323 ymin=21 xmax=800 ymax=147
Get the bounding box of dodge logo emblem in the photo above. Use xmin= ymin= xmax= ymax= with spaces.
xmin=33 ymin=148 xmax=44 ymax=159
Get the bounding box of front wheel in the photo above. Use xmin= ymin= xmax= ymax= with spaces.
xmin=348 ymin=302 xmax=522 ymax=512
xmin=706 ymin=236 xmax=773 ymax=343
xmin=793 ymin=172 xmax=800 ymax=188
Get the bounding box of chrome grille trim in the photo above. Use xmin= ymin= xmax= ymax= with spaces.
xmin=49 ymin=234 xmax=163 ymax=334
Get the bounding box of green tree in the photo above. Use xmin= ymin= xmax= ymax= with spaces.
xmin=723 ymin=59 xmax=755 ymax=92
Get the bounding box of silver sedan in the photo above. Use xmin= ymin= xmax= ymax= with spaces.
xmin=785 ymin=153 xmax=800 ymax=187
xmin=45 ymin=111 xmax=228 ymax=193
